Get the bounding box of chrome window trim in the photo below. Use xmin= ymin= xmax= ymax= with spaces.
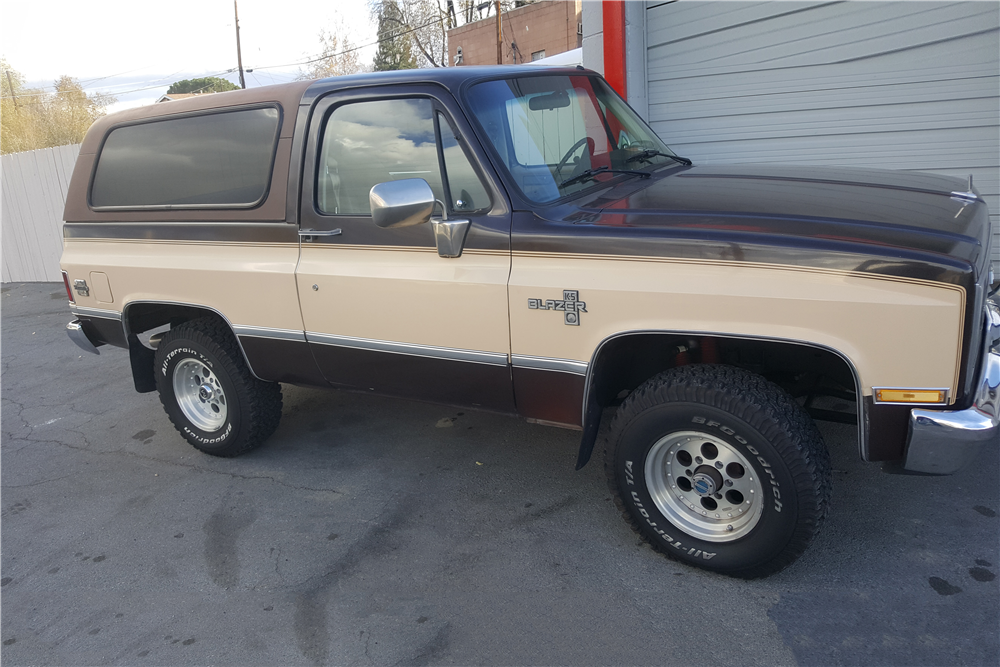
xmin=71 ymin=306 xmax=122 ymax=321
xmin=232 ymin=325 xmax=307 ymax=343
xmin=511 ymin=354 xmax=588 ymax=376
xmin=121 ymin=300 xmax=263 ymax=381
xmin=581 ymin=330 xmax=867 ymax=462
xmin=305 ymin=332 xmax=509 ymax=367
xmin=871 ymin=387 xmax=951 ymax=406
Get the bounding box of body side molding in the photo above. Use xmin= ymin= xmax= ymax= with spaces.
xmin=71 ymin=306 xmax=123 ymax=321
xmin=232 ymin=325 xmax=307 ymax=342
xmin=511 ymin=354 xmax=588 ymax=375
xmin=305 ymin=332 xmax=509 ymax=367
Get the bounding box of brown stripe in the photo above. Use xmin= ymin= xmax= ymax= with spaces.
xmin=865 ymin=398 xmax=911 ymax=462
xmin=512 ymin=367 xmax=585 ymax=427
xmin=78 ymin=316 xmax=128 ymax=349
xmin=310 ymin=344 xmax=517 ymax=413
xmin=238 ymin=337 xmax=327 ymax=386
xmin=63 ymin=222 xmax=300 ymax=244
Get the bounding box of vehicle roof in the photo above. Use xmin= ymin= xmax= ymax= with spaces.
xmin=81 ymin=65 xmax=594 ymax=154
xmin=80 ymin=80 xmax=313 ymax=154
xmin=301 ymin=65 xmax=593 ymax=103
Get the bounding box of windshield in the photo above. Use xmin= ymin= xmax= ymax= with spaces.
xmin=467 ymin=74 xmax=681 ymax=203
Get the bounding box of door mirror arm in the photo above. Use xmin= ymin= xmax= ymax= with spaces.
xmin=370 ymin=179 xmax=471 ymax=258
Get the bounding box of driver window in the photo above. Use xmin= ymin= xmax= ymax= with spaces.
xmin=318 ymin=98 xmax=445 ymax=215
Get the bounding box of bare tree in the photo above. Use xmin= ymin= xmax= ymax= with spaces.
xmin=298 ymin=28 xmax=370 ymax=80
xmin=370 ymin=0 xmax=527 ymax=68
xmin=371 ymin=0 xmax=457 ymax=68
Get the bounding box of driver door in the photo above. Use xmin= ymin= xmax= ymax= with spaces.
xmin=295 ymin=86 xmax=515 ymax=412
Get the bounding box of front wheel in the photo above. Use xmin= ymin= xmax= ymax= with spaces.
xmin=153 ymin=318 xmax=282 ymax=457
xmin=605 ymin=365 xmax=831 ymax=578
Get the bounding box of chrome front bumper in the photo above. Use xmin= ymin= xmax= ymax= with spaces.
xmin=67 ymin=320 xmax=101 ymax=355
xmin=904 ymin=301 xmax=1000 ymax=474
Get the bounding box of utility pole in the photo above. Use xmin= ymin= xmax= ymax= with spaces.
xmin=496 ymin=1 xmax=502 ymax=65
xmin=234 ymin=0 xmax=247 ymax=89
xmin=5 ymin=70 xmax=19 ymax=109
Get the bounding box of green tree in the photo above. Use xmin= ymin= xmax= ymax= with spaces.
xmin=166 ymin=77 xmax=240 ymax=94
xmin=1 ymin=60 xmax=115 ymax=155
xmin=373 ymin=1 xmax=419 ymax=71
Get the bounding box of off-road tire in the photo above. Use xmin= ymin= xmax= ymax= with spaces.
xmin=605 ymin=364 xmax=831 ymax=578
xmin=153 ymin=318 xmax=282 ymax=457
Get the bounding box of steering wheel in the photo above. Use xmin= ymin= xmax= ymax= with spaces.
xmin=554 ymin=138 xmax=591 ymax=179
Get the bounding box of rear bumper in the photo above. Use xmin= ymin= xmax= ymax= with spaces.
xmin=67 ymin=320 xmax=101 ymax=355
xmin=903 ymin=301 xmax=999 ymax=474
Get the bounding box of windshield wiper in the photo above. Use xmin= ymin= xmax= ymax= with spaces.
xmin=625 ymin=149 xmax=693 ymax=167
xmin=559 ymin=166 xmax=651 ymax=188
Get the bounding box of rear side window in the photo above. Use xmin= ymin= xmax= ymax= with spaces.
xmin=90 ymin=106 xmax=280 ymax=209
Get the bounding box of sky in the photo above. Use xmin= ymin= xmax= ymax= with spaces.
xmin=1 ymin=0 xmax=379 ymax=112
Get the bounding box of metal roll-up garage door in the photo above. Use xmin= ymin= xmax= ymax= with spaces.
xmin=644 ymin=1 xmax=1000 ymax=271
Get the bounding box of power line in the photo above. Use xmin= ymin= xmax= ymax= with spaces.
xmin=0 ymin=68 xmax=242 ymax=101
xmin=2 ymin=11 xmax=456 ymax=102
xmin=250 ymin=15 xmax=444 ymax=71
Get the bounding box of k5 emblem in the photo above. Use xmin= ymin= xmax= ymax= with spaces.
xmin=527 ymin=290 xmax=587 ymax=326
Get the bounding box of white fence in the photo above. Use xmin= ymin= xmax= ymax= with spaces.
xmin=2 ymin=144 xmax=81 ymax=282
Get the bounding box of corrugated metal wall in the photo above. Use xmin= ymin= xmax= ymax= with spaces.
xmin=645 ymin=1 xmax=1000 ymax=271
xmin=1 ymin=144 xmax=80 ymax=282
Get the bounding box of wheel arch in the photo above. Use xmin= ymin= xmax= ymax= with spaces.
xmin=575 ymin=330 xmax=865 ymax=470
xmin=121 ymin=300 xmax=264 ymax=390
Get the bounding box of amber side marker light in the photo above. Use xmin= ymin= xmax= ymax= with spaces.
xmin=61 ymin=270 xmax=75 ymax=304
xmin=875 ymin=389 xmax=947 ymax=404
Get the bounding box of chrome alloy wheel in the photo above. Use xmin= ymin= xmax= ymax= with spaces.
xmin=645 ymin=431 xmax=763 ymax=542
xmin=172 ymin=358 xmax=228 ymax=432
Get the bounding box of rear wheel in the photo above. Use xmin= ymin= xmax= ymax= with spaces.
xmin=605 ymin=365 xmax=831 ymax=578
xmin=154 ymin=318 xmax=282 ymax=457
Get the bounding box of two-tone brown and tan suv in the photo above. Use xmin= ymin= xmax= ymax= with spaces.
xmin=60 ymin=67 xmax=999 ymax=577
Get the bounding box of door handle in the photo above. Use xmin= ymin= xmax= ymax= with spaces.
xmin=298 ymin=228 xmax=342 ymax=242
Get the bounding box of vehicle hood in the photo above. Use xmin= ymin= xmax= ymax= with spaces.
xmin=559 ymin=164 xmax=992 ymax=277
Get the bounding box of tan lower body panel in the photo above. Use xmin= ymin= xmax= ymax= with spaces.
xmin=61 ymin=240 xmax=304 ymax=331
xmin=296 ymin=246 xmax=511 ymax=354
xmin=510 ymin=255 xmax=965 ymax=400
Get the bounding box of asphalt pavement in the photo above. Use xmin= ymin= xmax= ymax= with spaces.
xmin=2 ymin=282 xmax=998 ymax=666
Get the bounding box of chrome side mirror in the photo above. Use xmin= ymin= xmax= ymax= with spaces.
xmin=369 ymin=178 xmax=435 ymax=229
xmin=369 ymin=178 xmax=471 ymax=258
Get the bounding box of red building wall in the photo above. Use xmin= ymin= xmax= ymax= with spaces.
xmin=448 ymin=1 xmax=582 ymax=66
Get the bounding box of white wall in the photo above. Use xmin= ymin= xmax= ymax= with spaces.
xmin=581 ymin=0 xmax=604 ymax=75
xmin=1 ymin=144 xmax=80 ymax=282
